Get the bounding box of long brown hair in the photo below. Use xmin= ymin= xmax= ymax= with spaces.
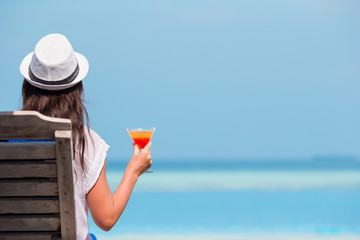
xmin=22 ymin=80 xmax=90 ymax=171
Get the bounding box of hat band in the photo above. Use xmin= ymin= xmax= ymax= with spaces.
xmin=28 ymin=63 xmax=79 ymax=86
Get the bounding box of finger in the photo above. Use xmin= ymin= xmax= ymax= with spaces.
xmin=143 ymin=142 xmax=152 ymax=152
xmin=133 ymin=143 xmax=140 ymax=156
xmin=146 ymin=162 xmax=152 ymax=170
xmin=142 ymin=164 xmax=151 ymax=174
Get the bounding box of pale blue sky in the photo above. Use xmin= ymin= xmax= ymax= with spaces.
xmin=0 ymin=0 xmax=359 ymax=160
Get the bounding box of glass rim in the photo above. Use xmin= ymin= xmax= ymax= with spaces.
xmin=126 ymin=127 xmax=156 ymax=132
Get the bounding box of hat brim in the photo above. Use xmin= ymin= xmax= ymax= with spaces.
xmin=19 ymin=52 xmax=89 ymax=91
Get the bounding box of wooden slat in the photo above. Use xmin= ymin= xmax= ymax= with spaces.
xmin=0 ymin=215 xmax=60 ymax=231
xmin=0 ymin=162 xmax=57 ymax=178
xmin=0 ymin=180 xmax=58 ymax=197
xmin=55 ymin=130 xmax=76 ymax=240
xmin=0 ymin=232 xmax=61 ymax=240
xmin=0 ymin=111 xmax=71 ymax=140
xmin=0 ymin=142 xmax=56 ymax=160
xmin=0 ymin=198 xmax=59 ymax=214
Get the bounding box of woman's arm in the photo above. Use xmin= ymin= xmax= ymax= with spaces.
xmin=86 ymin=142 xmax=152 ymax=231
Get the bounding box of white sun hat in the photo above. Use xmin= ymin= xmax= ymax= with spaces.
xmin=20 ymin=33 xmax=89 ymax=91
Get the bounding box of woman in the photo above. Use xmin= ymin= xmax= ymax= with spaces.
xmin=19 ymin=33 xmax=152 ymax=239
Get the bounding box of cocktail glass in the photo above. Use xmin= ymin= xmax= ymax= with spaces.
xmin=127 ymin=127 xmax=156 ymax=173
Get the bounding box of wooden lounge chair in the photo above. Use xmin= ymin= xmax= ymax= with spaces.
xmin=0 ymin=111 xmax=76 ymax=240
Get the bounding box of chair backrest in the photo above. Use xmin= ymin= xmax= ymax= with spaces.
xmin=0 ymin=111 xmax=76 ymax=240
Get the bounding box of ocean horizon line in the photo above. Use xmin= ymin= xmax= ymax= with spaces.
xmin=107 ymin=155 xmax=360 ymax=162
xmin=105 ymin=156 xmax=360 ymax=171
xmin=106 ymin=170 xmax=360 ymax=191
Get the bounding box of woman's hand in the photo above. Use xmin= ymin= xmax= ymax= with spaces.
xmin=127 ymin=142 xmax=152 ymax=177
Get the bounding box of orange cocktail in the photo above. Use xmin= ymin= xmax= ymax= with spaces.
xmin=127 ymin=127 xmax=156 ymax=149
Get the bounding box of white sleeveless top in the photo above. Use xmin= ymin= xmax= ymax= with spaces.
xmin=73 ymin=128 xmax=110 ymax=240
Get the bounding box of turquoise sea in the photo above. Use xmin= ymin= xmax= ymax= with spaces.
xmin=88 ymin=158 xmax=360 ymax=239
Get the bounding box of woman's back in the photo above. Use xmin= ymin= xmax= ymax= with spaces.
xmin=73 ymin=128 xmax=109 ymax=239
